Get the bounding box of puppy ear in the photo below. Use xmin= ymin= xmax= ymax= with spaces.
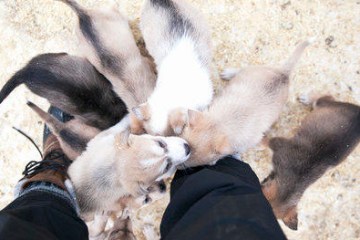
xmin=169 ymin=108 xmax=188 ymax=135
xmin=115 ymin=130 xmax=131 ymax=149
xmin=282 ymin=206 xmax=298 ymax=230
xmin=132 ymin=103 xmax=150 ymax=121
xmin=216 ymin=136 xmax=233 ymax=155
xmin=261 ymin=173 xmax=278 ymax=201
xmin=188 ymin=109 xmax=202 ymax=127
xmin=269 ymin=137 xmax=287 ymax=151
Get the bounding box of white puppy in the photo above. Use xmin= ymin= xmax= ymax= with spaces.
xmin=131 ymin=0 xmax=213 ymax=135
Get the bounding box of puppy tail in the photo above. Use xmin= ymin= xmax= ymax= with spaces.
xmin=56 ymin=0 xmax=85 ymax=15
xmin=26 ymin=101 xmax=64 ymax=136
xmin=282 ymin=39 xmax=313 ymax=74
xmin=0 ymin=72 xmax=25 ymax=104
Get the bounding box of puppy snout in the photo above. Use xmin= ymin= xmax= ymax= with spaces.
xmin=184 ymin=143 xmax=191 ymax=156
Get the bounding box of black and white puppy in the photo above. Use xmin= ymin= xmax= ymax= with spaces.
xmin=0 ymin=53 xmax=128 ymax=130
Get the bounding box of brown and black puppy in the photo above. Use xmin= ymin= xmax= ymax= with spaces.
xmin=0 ymin=53 xmax=127 ymax=130
xmin=262 ymin=94 xmax=360 ymax=230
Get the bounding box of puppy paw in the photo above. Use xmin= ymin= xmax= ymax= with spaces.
xmin=208 ymin=160 xmax=218 ymax=165
xmin=220 ymin=68 xmax=239 ymax=81
xmin=231 ymin=153 xmax=242 ymax=160
xmin=298 ymin=92 xmax=314 ymax=105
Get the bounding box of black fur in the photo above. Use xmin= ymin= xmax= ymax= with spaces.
xmin=150 ymin=0 xmax=194 ymax=37
xmin=0 ymin=53 xmax=128 ymax=129
xmin=59 ymin=129 xmax=88 ymax=153
xmin=77 ymin=11 xmax=123 ymax=75
xmin=60 ymin=0 xmax=123 ymax=75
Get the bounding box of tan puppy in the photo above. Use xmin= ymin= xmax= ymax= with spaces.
xmin=261 ymin=94 xmax=360 ymax=230
xmin=58 ymin=0 xmax=156 ymax=110
xmin=68 ymin=115 xmax=190 ymax=216
xmin=131 ymin=0 xmax=213 ymax=135
xmin=91 ymin=216 xmax=136 ymax=240
xmin=87 ymin=182 xmax=165 ymax=238
xmin=170 ymin=41 xmax=311 ymax=167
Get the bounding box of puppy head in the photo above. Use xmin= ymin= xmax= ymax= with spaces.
xmin=169 ymin=108 xmax=232 ymax=167
xmin=108 ymin=217 xmax=136 ymax=240
xmin=116 ymin=131 xmax=190 ymax=196
xmin=262 ymin=172 xmax=299 ymax=230
xmin=131 ymin=103 xmax=174 ymax=136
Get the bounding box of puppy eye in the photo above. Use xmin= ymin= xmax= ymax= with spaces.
xmin=157 ymin=140 xmax=167 ymax=149
xmin=144 ymin=195 xmax=151 ymax=204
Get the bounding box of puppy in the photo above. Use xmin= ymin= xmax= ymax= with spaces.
xmin=91 ymin=216 xmax=136 ymax=240
xmin=68 ymin=115 xmax=191 ymax=218
xmin=58 ymin=0 xmax=156 ymax=110
xmin=170 ymin=40 xmax=311 ymax=167
xmin=0 ymin=53 xmax=127 ymax=130
xmin=131 ymin=0 xmax=214 ymax=135
xmin=261 ymin=94 xmax=360 ymax=230
xmin=26 ymin=101 xmax=100 ymax=160
xmin=87 ymin=181 xmax=166 ymax=238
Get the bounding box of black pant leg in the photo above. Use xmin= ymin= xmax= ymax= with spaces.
xmin=0 ymin=190 xmax=88 ymax=240
xmin=161 ymin=156 xmax=286 ymax=240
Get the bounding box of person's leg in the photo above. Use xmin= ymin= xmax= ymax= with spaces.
xmin=0 ymin=185 xmax=87 ymax=240
xmin=161 ymin=156 xmax=286 ymax=240
xmin=0 ymin=106 xmax=88 ymax=240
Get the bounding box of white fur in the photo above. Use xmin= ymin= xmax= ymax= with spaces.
xmin=141 ymin=157 xmax=163 ymax=167
xmin=146 ymin=37 xmax=213 ymax=134
xmin=143 ymin=224 xmax=159 ymax=240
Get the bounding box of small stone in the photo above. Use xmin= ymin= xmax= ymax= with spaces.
xmin=280 ymin=1 xmax=291 ymax=10
xmin=337 ymin=194 xmax=343 ymax=200
xmin=325 ymin=36 xmax=336 ymax=48
xmin=280 ymin=22 xmax=294 ymax=30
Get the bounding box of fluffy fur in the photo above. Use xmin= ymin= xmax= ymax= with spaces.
xmin=58 ymin=0 xmax=156 ymax=110
xmin=87 ymin=181 xmax=165 ymax=239
xmin=91 ymin=216 xmax=136 ymax=240
xmin=261 ymin=94 xmax=360 ymax=230
xmin=131 ymin=0 xmax=213 ymax=135
xmin=68 ymin=115 xmax=190 ymax=220
xmin=0 ymin=53 xmax=127 ymax=130
xmin=170 ymin=40 xmax=311 ymax=167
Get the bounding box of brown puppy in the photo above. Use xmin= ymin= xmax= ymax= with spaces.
xmin=58 ymin=0 xmax=156 ymax=110
xmin=0 ymin=53 xmax=127 ymax=130
xmin=262 ymin=94 xmax=360 ymax=230
xmin=170 ymin=41 xmax=310 ymax=167
xmin=26 ymin=101 xmax=100 ymax=160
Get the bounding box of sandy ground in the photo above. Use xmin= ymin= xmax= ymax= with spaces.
xmin=0 ymin=0 xmax=359 ymax=239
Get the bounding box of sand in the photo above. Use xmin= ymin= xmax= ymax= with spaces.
xmin=0 ymin=0 xmax=359 ymax=239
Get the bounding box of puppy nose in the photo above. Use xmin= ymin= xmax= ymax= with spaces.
xmin=158 ymin=181 xmax=167 ymax=193
xmin=184 ymin=143 xmax=191 ymax=156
